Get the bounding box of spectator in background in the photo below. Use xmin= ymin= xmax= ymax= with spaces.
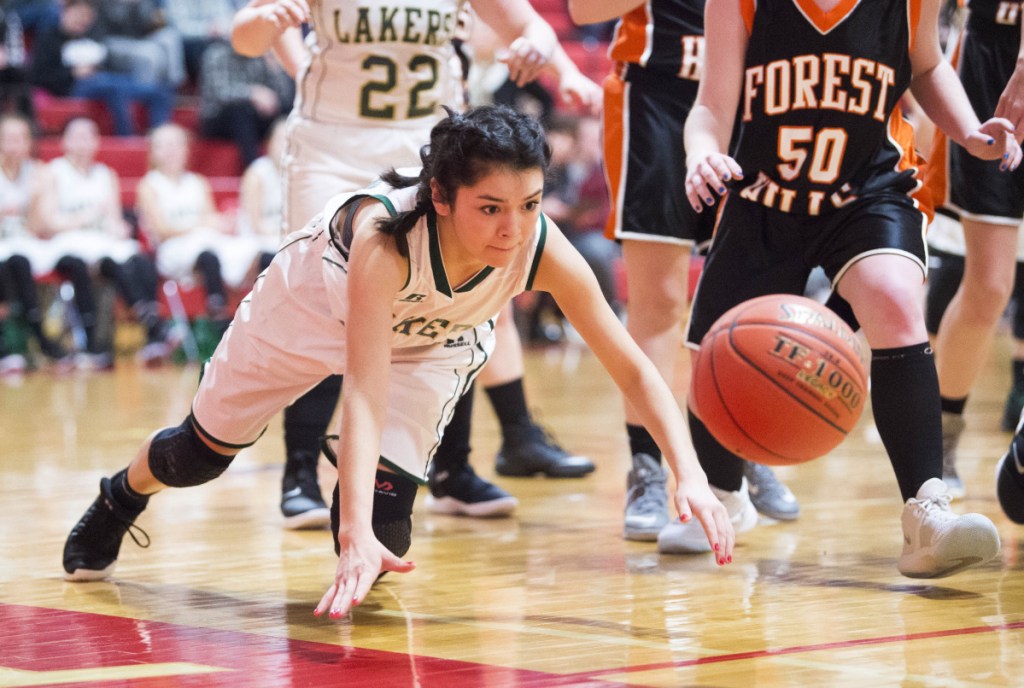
xmin=0 ymin=113 xmax=67 ymax=367
xmin=9 ymin=0 xmax=59 ymax=33
xmin=0 ymin=4 xmax=34 ymax=121
xmin=95 ymin=0 xmax=185 ymax=90
xmin=164 ymin=0 xmax=242 ymax=85
xmin=198 ymin=38 xmax=293 ymax=167
xmin=136 ymin=123 xmax=257 ymax=328
xmin=237 ymin=117 xmax=286 ymax=275
xmin=35 ymin=117 xmax=169 ymax=367
xmin=29 ymin=0 xmax=174 ymax=136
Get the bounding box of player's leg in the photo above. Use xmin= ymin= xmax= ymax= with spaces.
xmin=426 ymin=383 xmax=519 ymax=517
xmin=836 ymin=244 xmax=999 ymax=578
xmin=483 ymin=305 xmax=594 ymax=478
xmin=934 ymin=218 xmax=1018 ymax=496
xmin=1002 ymin=261 xmax=1024 ymax=430
xmin=63 ymin=230 xmax=344 ymax=579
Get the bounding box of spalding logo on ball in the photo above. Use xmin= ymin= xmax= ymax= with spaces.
xmin=689 ymin=294 xmax=867 ymax=466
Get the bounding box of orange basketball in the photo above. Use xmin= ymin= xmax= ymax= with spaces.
xmin=688 ymin=294 xmax=868 ymax=466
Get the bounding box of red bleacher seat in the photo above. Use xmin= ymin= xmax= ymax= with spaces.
xmin=190 ymin=141 xmax=244 ymax=178
xmin=562 ymin=40 xmax=611 ymax=83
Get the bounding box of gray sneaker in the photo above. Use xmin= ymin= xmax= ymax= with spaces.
xmin=623 ymin=453 xmax=668 ymax=541
xmin=744 ymin=462 xmax=800 ymax=521
xmin=941 ymin=412 xmax=966 ymax=499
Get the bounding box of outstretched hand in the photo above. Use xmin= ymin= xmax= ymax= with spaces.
xmin=314 ymin=529 xmax=415 ymax=620
xmin=675 ymin=479 xmax=735 ymax=565
xmin=962 ymin=118 xmax=1021 ymax=172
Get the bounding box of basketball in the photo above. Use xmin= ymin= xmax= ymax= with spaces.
xmin=689 ymin=294 xmax=868 ymax=466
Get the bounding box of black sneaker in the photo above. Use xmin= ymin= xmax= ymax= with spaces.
xmin=281 ymin=460 xmax=330 ymax=530
xmin=426 ymin=463 xmax=518 ymax=517
xmin=63 ymin=477 xmax=150 ymax=581
xmin=997 ymin=434 xmax=1024 ymax=524
xmin=495 ymin=423 xmax=595 ymax=478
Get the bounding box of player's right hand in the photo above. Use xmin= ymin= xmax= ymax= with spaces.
xmin=684 ymin=153 xmax=744 ymax=212
xmin=313 ymin=528 xmax=415 ymax=620
xmin=253 ymin=0 xmax=310 ymax=29
xmin=675 ymin=480 xmax=735 ymax=566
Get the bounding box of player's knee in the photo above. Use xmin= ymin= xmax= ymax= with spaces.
xmin=148 ymin=419 xmax=236 ymax=488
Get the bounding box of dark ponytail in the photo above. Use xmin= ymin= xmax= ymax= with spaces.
xmin=376 ymin=105 xmax=551 ymax=257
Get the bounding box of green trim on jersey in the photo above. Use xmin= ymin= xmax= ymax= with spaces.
xmin=426 ymin=210 xmax=453 ymax=297
xmin=454 ymin=266 xmax=493 ymax=292
xmin=378 ymin=457 xmax=427 ymax=486
xmin=525 ymin=214 xmax=548 ymax=291
xmin=368 ymin=193 xmax=397 ymax=217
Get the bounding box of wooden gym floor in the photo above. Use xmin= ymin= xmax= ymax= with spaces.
xmin=1 ymin=332 xmax=1023 ymax=687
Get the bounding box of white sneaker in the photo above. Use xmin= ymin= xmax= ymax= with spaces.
xmin=657 ymin=478 xmax=759 ymax=554
xmin=898 ymin=477 xmax=1000 ymax=578
xmin=940 ymin=412 xmax=966 ymax=499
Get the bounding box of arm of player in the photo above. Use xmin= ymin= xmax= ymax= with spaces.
xmin=994 ymin=19 xmax=1024 ymax=143
xmin=567 ymin=0 xmax=644 ymax=25
xmin=475 ymin=0 xmax=601 ymax=113
xmin=683 ymin=0 xmax=747 ymax=212
xmin=532 ymin=223 xmax=735 ymax=564
xmin=314 ymin=203 xmax=415 ymax=621
xmin=231 ymin=0 xmax=308 ymax=71
xmin=909 ymin=0 xmax=1020 ymax=170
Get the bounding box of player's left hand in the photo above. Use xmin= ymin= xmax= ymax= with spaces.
xmin=963 ymin=118 xmax=1021 ymax=171
xmin=674 ymin=480 xmax=735 ymax=566
xmin=313 ymin=528 xmax=415 ymax=620
xmin=556 ymin=71 xmax=602 ymax=116
xmin=499 ymin=37 xmax=551 ymax=86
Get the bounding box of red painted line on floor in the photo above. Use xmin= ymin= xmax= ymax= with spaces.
xmin=566 ymin=620 xmax=1024 ymax=679
xmin=0 ymin=604 xmax=634 ymax=687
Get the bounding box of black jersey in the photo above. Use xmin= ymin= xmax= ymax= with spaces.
xmin=733 ymin=0 xmax=923 ymax=216
xmin=965 ymin=0 xmax=1022 ymax=26
xmin=608 ymin=0 xmax=705 ymax=79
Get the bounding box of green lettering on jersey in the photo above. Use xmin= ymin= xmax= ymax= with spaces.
xmin=416 ymin=317 xmax=450 ymax=339
xmin=354 ymin=8 xmax=374 ymax=43
xmin=403 ymin=8 xmax=422 ymax=42
xmin=379 ymin=7 xmax=398 ymax=41
xmin=424 ymin=10 xmax=442 ymax=45
xmin=332 ymin=9 xmax=351 ymax=43
xmin=393 ymin=316 xmax=427 ymax=335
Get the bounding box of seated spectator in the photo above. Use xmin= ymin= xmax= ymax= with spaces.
xmin=136 ymin=123 xmax=259 ymax=327
xmin=164 ymin=0 xmax=241 ymax=85
xmin=0 ymin=113 xmax=66 ymax=368
xmin=237 ymin=117 xmax=286 ymax=275
xmin=95 ymin=0 xmax=185 ymax=90
xmin=29 ymin=0 xmax=174 ymax=136
xmin=9 ymin=0 xmax=59 ymax=33
xmin=35 ymin=117 xmax=170 ymax=367
xmin=198 ymin=37 xmax=293 ymax=166
xmin=0 ymin=6 xmax=34 ymax=121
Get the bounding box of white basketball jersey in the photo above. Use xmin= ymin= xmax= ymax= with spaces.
xmin=298 ymin=0 xmax=465 ymax=127
xmin=318 ymin=183 xmax=547 ymax=350
xmin=237 ymin=156 xmax=282 ymax=237
xmin=139 ymin=169 xmax=212 ymax=236
xmin=48 ymin=157 xmax=117 ymax=234
xmin=0 ymin=159 xmax=36 ymax=239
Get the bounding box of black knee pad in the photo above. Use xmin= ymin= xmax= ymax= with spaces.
xmin=330 ymin=469 xmax=417 ymax=558
xmin=148 ymin=419 xmax=235 ymax=487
